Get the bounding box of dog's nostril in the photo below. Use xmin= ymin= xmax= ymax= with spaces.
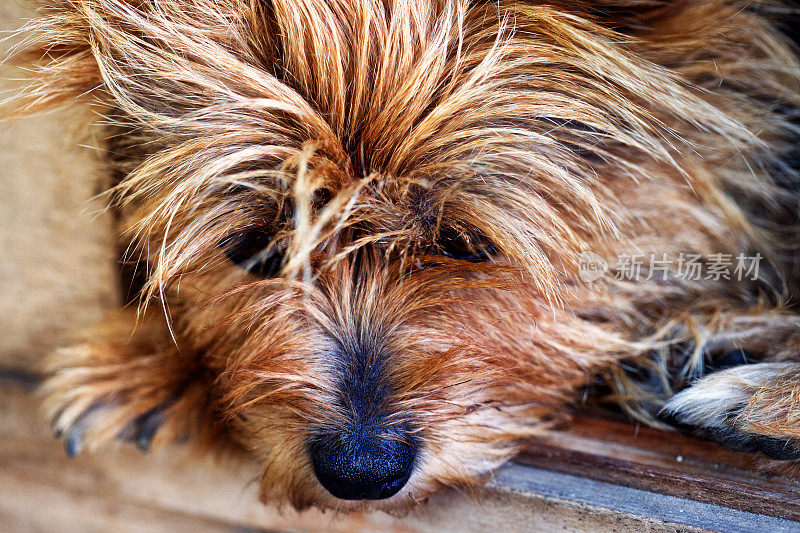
xmin=310 ymin=427 xmax=416 ymax=501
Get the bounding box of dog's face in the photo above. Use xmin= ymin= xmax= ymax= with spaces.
xmin=14 ymin=0 xmax=761 ymax=512
xmin=143 ymin=158 xmax=592 ymax=510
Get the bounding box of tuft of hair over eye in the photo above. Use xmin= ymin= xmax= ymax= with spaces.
xmin=221 ymin=229 xmax=284 ymax=278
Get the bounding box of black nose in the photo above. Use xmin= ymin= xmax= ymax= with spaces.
xmin=309 ymin=425 xmax=416 ymax=500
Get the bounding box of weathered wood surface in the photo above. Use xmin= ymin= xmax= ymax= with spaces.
xmin=521 ymin=416 xmax=800 ymax=522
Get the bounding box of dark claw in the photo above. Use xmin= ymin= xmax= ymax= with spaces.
xmin=57 ymin=401 xmax=173 ymax=456
xmin=64 ymin=424 xmax=85 ymax=457
xmin=756 ymin=436 xmax=800 ymax=460
xmin=688 ymin=425 xmax=800 ymax=460
xmin=60 ymin=403 xmax=104 ymax=457
xmin=131 ymin=406 xmax=168 ymax=453
xmin=663 ymin=402 xmax=800 ymax=460
xmin=119 ymin=400 xmax=173 ymax=453
xmin=704 ymin=426 xmax=759 ymax=453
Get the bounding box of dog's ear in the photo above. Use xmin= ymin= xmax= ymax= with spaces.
xmin=581 ymin=0 xmax=800 ymax=46
xmin=548 ymin=0 xmax=669 ymax=33
xmin=768 ymin=1 xmax=800 ymax=47
xmin=3 ymin=0 xmax=284 ymax=121
xmin=2 ymin=3 xmax=103 ymax=117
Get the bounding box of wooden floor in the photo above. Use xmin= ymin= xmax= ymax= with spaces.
xmin=520 ymin=415 xmax=800 ymax=522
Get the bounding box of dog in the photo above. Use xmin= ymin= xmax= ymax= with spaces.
xmin=5 ymin=0 xmax=800 ymax=512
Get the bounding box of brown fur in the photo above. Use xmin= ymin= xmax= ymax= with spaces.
xmin=5 ymin=0 xmax=800 ymax=512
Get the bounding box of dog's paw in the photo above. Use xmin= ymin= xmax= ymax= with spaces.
xmin=43 ymin=343 xmax=179 ymax=457
xmin=54 ymin=399 xmax=172 ymax=457
xmin=663 ymin=361 xmax=800 ymax=460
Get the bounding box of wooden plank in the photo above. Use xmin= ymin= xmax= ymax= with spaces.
xmin=518 ymin=416 xmax=800 ymax=522
xmin=492 ymin=464 xmax=800 ymax=533
xmin=0 ymin=478 xmax=256 ymax=533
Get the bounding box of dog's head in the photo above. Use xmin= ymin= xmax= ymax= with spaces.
xmin=9 ymin=0 xmax=769 ymax=511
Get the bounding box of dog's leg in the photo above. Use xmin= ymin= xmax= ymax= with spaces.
xmin=617 ymin=312 xmax=800 ymax=459
xmin=43 ymin=308 xmax=220 ymax=456
xmin=603 ymin=306 xmax=800 ymax=459
xmin=664 ymin=361 xmax=800 ymax=460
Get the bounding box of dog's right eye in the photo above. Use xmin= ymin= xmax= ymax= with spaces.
xmin=437 ymin=227 xmax=495 ymax=262
xmin=221 ymin=229 xmax=284 ymax=277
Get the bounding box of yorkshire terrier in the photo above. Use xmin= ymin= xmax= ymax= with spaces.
xmin=5 ymin=0 xmax=800 ymax=512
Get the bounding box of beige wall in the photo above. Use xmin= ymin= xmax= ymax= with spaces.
xmin=0 ymin=3 xmax=119 ymax=370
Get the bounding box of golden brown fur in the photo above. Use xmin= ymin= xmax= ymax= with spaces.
xmin=5 ymin=0 xmax=800 ymax=512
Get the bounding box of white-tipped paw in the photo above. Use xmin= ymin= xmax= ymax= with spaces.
xmin=663 ymin=362 xmax=800 ymax=460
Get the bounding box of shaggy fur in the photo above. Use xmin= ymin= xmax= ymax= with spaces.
xmin=4 ymin=0 xmax=800 ymax=512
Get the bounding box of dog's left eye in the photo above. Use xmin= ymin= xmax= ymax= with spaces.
xmin=221 ymin=229 xmax=284 ymax=277
xmin=437 ymin=228 xmax=494 ymax=262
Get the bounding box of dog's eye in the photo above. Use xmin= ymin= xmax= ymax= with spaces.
xmin=221 ymin=229 xmax=284 ymax=277
xmin=437 ymin=228 xmax=494 ymax=262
